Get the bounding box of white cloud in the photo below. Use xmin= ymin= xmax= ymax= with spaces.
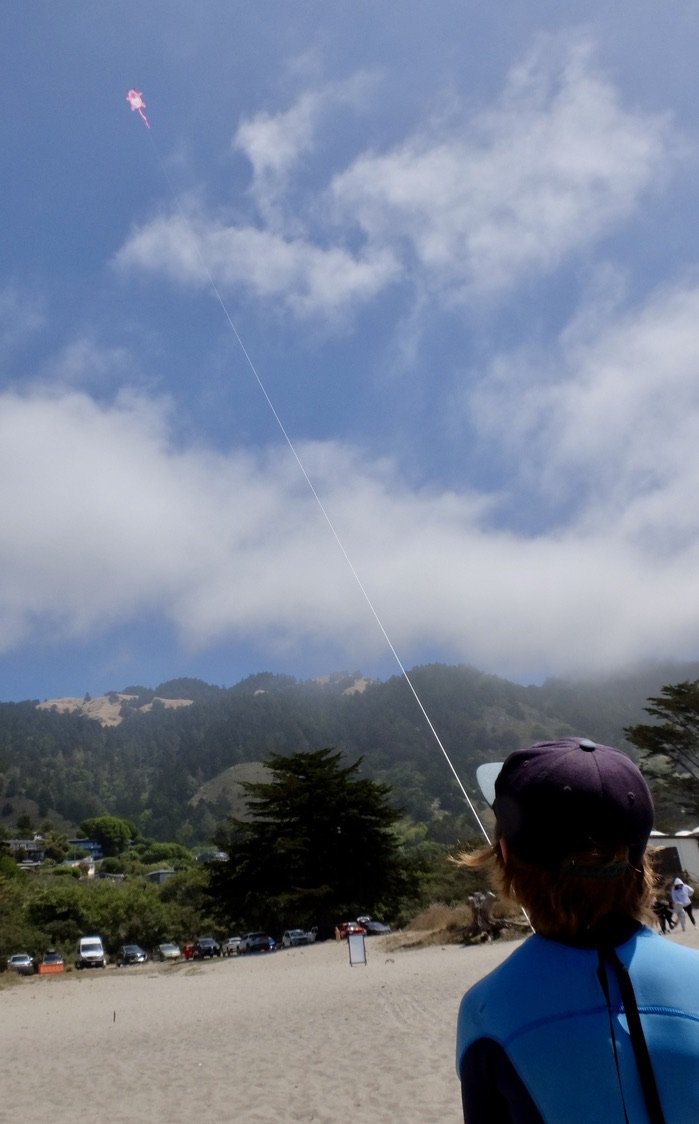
xmin=2 ymin=374 xmax=699 ymax=679
xmin=234 ymin=73 xmax=376 ymax=226
xmin=473 ymin=283 xmax=699 ymax=552
xmin=235 ymin=92 xmax=322 ymax=182
xmin=117 ymin=213 xmax=398 ymax=317
xmin=332 ymin=36 xmax=676 ymax=297
xmin=234 ymin=90 xmax=327 ymax=233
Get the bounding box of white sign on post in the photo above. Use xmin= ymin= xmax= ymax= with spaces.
xmin=347 ymin=931 xmax=367 ymax=966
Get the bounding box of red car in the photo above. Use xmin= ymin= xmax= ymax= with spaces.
xmin=335 ymin=921 xmax=366 ymax=940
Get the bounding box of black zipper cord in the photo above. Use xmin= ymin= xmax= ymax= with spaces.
xmin=597 ymin=948 xmax=667 ymax=1124
xmin=597 ymin=951 xmax=631 ymax=1124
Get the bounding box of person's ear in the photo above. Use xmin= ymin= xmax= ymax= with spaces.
xmin=499 ymin=838 xmax=509 ymax=863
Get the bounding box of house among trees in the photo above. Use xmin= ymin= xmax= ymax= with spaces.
xmin=61 ymin=857 xmax=96 ymax=877
xmin=144 ymin=868 xmax=176 ymax=884
xmin=7 ymin=837 xmax=46 ymax=863
xmin=68 ymin=837 xmax=103 ymax=860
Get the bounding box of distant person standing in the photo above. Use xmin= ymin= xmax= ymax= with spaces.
xmin=652 ymin=895 xmax=675 ymax=934
xmin=671 ymin=877 xmax=695 ymax=930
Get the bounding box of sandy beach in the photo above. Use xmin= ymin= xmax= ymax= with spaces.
xmin=2 ymin=936 xmax=502 ymax=1123
xmin=4 ymin=926 xmax=699 ymax=1123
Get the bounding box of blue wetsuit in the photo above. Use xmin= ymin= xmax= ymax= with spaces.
xmin=456 ymin=924 xmax=699 ymax=1123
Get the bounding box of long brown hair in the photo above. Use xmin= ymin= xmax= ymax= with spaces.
xmin=459 ymin=834 xmax=656 ymax=941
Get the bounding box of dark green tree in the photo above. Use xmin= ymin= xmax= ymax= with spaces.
xmin=79 ymin=815 xmax=136 ymax=857
xmin=0 ymin=859 xmax=50 ymax=965
xmin=207 ymin=748 xmax=417 ymax=935
xmin=625 ymin=680 xmax=699 ymax=826
xmin=626 ymin=681 xmax=699 ymax=779
xmin=133 ymin=840 xmax=194 ymax=868
xmin=25 ymin=878 xmax=173 ymax=952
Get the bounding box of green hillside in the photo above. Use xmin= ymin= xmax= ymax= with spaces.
xmin=2 ymin=660 xmax=698 ymax=845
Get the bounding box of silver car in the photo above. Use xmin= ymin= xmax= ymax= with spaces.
xmin=282 ymin=929 xmax=311 ymax=948
xmin=7 ymin=953 xmax=35 ymax=976
xmin=157 ymin=942 xmax=181 ymax=961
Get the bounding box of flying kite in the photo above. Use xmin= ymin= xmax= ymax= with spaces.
xmin=126 ymin=89 xmax=150 ymax=128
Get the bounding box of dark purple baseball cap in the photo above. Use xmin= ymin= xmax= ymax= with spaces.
xmin=482 ymin=738 xmax=655 ymax=867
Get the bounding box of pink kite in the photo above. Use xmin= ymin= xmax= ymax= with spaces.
xmin=126 ymin=89 xmax=150 ymax=128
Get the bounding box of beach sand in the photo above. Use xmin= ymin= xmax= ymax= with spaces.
xmin=2 ymin=936 xmax=506 ymax=1123
xmin=3 ymin=925 xmax=699 ymax=1123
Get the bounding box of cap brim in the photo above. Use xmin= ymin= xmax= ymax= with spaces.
xmin=476 ymin=762 xmax=504 ymax=808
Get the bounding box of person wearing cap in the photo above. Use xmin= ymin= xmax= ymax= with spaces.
xmin=670 ymin=877 xmax=695 ymax=931
xmin=456 ymin=737 xmax=699 ymax=1124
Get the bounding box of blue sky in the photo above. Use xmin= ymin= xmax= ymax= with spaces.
xmin=2 ymin=1 xmax=699 ymax=701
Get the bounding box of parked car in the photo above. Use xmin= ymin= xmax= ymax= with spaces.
xmin=222 ymin=936 xmax=242 ymax=957
xmin=335 ymin=921 xmax=366 ymax=940
xmin=193 ymin=937 xmax=221 ymax=959
xmin=42 ymin=949 xmax=65 ymax=966
xmin=75 ymin=935 xmax=107 ymax=969
xmin=156 ymin=942 xmax=181 ymax=961
xmin=282 ymin=928 xmax=312 ymax=948
xmin=238 ymin=932 xmax=277 ymax=954
xmin=358 ymin=918 xmax=392 ymax=936
xmin=37 ymin=949 xmax=65 ymax=975
xmin=7 ymin=953 xmax=35 ymax=976
xmin=116 ymin=944 xmax=148 ymax=966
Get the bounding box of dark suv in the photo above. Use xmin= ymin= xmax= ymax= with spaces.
xmin=116 ymin=943 xmax=148 ymax=966
xmin=193 ymin=937 xmax=221 ymax=959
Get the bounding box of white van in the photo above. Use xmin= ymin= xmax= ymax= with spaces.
xmin=75 ymin=934 xmax=107 ymax=969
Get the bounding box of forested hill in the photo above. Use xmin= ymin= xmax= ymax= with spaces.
xmin=2 ymin=661 xmax=697 ymax=844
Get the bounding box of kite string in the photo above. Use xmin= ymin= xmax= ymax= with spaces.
xmin=144 ymin=129 xmax=491 ymax=846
